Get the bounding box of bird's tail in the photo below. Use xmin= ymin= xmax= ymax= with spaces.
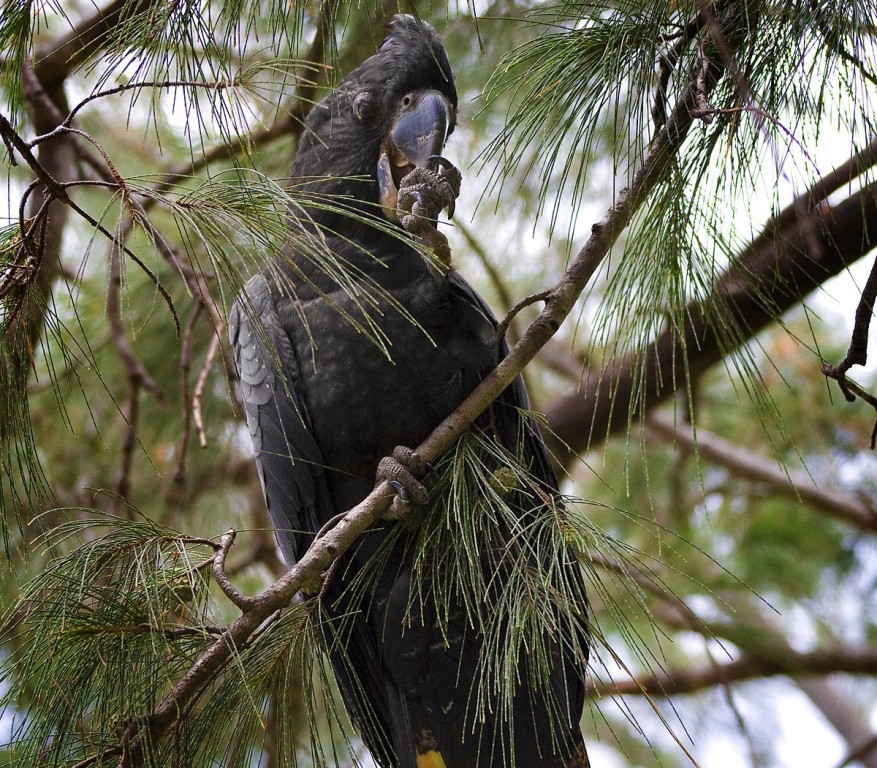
xmin=385 ymin=682 xmax=449 ymax=768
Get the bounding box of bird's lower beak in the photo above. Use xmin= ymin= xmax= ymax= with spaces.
xmin=378 ymin=90 xmax=452 ymax=222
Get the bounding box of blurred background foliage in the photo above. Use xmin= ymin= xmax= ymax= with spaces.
xmin=2 ymin=0 xmax=877 ymax=766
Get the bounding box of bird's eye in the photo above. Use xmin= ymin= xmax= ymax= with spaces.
xmin=353 ymin=91 xmax=377 ymax=122
xmin=401 ymin=94 xmax=413 ymax=108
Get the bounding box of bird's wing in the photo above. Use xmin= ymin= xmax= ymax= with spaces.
xmin=443 ymin=271 xmax=589 ymax=767
xmin=232 ymin=272 xmax=406 ymax=765
xmin=229 ymin=272 xmax=329 ymax=565
xmin=446 ymin=269 xmax=561 ymax=493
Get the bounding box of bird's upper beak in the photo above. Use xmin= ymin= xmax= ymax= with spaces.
xmin=378 ymin=89 xmax=452 ymax=222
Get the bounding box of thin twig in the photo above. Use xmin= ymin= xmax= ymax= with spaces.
xmin=651 ymin=11 xmax=705 ymax=136
xmin=693 ymin=37 xmax=713 ymax=123
xmin=0 ymin=114 xmax=71 ymax=200
xmin=212 ymin=529 xmax=257 ymax=612
xmin=115 ymin=377 xmax=142 ymax=513
xmin=71 ymin=746 xmax=122 ymax=768
xmin=193 ymin=332 xmax=221 ymax=449
xmin=495 ymin=289 xmax=552 ymax=342
xmin=822 ymin=253 xmax=877 ymax=396
xmin=822 ymin=251 xmax=877 ymax=448
xmin=174 ymin=303 xmax=204 ymax=490
xmin=72 ymin=623 xmax=226 ymax=639
xmin=62 ymin=79 xmax=249 ymax=128
xmin=22 ymin=64 xmax=92 ymax=139
xmin=2 ymin=110 xmax=181 ymax=331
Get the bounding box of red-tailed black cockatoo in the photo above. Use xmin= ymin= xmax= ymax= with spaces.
xmin=230 ymin=15 xmax=589 ymax=768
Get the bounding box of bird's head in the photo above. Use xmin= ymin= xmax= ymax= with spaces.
xmin=291 ymin=15 xmax=458 ymax=232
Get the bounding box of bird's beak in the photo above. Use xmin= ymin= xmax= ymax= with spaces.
xmin=389 ymin=90 xmax=450 ymax=169
xmin=378 ymin=90 xmax=452 ymax=222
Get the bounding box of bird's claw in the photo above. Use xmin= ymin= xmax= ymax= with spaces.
xmin=397 ymin=159 xmax=461 ymax=224
xmin=377 ymin=446 xmax=430 ymax=521
xmin=397 ymin=161 xmax=461 ymax=273
xmin=428 ymin=155 xmax=463 ymax=219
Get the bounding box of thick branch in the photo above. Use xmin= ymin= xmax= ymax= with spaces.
xmin=546 ymin=173 xmax=877 ymax=464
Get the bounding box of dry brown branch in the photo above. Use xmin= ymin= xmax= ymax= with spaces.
xmin=822 ymin=250 xmax=877 ymax=444
xmin=212 ymin=530 xmax=258 ymax=612
xmin=114 ymin=378 xmax=141 ymax=513
xmin=495 ymin=289 xmax=553 ymax=341
xmin=193 ymin=331 xmax=222 ymax=449
xmin=173 ymin=303 xmax=205 ymax=491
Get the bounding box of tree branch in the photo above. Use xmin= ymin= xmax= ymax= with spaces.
xmin=545 ymin=168 xmax=877 ymax=464
xmin=116 ymin=481 xmax=399 ymax=766
xmin=591 ymin=645 xmax=877 ymax=697
xmin=822 ymin=249 xmax=877 ymax=437
xmin=645 ymin=411 xmax=877 ymax=532
xmin=1 ymin=68 xmax=75 ymax=441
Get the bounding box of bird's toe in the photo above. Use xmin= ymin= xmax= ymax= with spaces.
xmin=376 ymin=449 xmax=431 ymax=521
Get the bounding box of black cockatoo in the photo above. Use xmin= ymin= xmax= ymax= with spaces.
xmin=230 ymin=15 xmax=589 ymax=768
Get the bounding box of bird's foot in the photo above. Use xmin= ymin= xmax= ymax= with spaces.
xmin=376 ymin=446 xmax=431 ymax=520
xmin=397 ymin=158 xmax=461 ymax=273
xmin=398 ymin=157 xmax=461 ymax=219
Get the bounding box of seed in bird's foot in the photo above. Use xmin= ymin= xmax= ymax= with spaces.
xmin=427 ymin=155 xmax=462 ymax=218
